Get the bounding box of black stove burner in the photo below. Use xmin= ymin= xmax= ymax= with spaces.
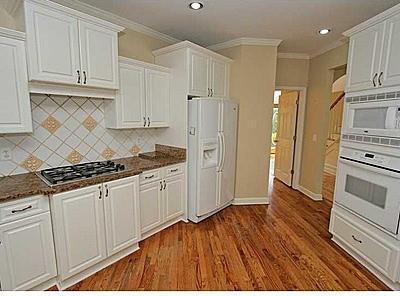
xmin=39 ymin=160 xmax=125 ymax=186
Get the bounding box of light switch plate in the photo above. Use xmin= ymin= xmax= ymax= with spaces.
xmin=0 ymin=147 xmax=12 ymax=161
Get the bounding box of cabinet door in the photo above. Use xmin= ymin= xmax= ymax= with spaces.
xmin=51 ymin=185 xmax=106 ymax=281
xmin=0 ymin=35 xmax=32 ymax=133
xmin=139 ymin=181 xmax=163 ymax=234
xmin=189 ymin=50 xmax=210 ymax=97
xmin=145 ymin=69 xmax=170 ymax=127
xmin=104 ymin=177 xmax=140 ymax=257
xmin=164 ymin=175 xmax=185 ymax=222
xmin=25 ymin=2 xmax=81 ymax=85
xmin=381 ymin=14 xmax=400 ymax=88
xmin=0 ymin=213 xmax=57 ymax=291
xmin=78 ymin=21 xmax=119 ymax=89
xmin=211 ymin=59 xmax=229 ymax=98
xmin=346 ymin=23 xmax=384 ymax=93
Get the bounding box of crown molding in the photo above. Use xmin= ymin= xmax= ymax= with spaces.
xmin=0 ymin=27 xmax=25 ymax=40
xmin=207 ymin=37 xmax=282 ymax=51
xmin=343 ymin=3 xmax=400 ymax=37
xmin=51 ymin=0 xmax=180 ymax=44
xmin=277 ymin=53 xmax=310 ymax=60
xmin=310 ymin=37 xmax=349 ymax=59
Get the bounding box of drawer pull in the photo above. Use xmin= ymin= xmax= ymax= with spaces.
xmin=11 ymin=205 xmax=32 ymax=213
xmin=145 ymin=174 xmax=155 ymax=179
xmin=352 ymin=235 xmax=362 ymax=244
xmin=170 ymin=168 xmax=179 ymax=173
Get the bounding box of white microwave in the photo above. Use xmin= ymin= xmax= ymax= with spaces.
xmin=343 ymin=99 xmax=400 ymax=138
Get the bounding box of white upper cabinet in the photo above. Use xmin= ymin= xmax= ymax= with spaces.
xmin=24 ymin=0 xmax=122 ymax=90
xmin=189 ymin=49 xmax=230 ymax=98
xmin=0 ymin=28 xmax=32 ymax=134
xmin=345 ymin=8 xmax=400 ymax=93
xmin=104 ymin=58 xmax=171 ymax=129
xmin=78 ymin=21 xmax=119 ymax=89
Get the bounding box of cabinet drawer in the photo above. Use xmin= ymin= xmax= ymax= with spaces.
xmin=140 ymin=169 xmax=162 ymax=185
xmin=165 ymin=164 xmax=184 ymax=178
xmin=331 ymin=212 xmax=397 ymax=277
xmin=0 ymin=195 xmax=49 ymax=225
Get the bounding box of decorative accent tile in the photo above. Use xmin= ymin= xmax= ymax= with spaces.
xmin=41 ymin=115 xmax=61 ymax=134
xmin=21 ymin=155 xmax=43 ymax=172
xmin=101 ymin=148 xmax=115 ymax=160
xmin=82 ymin=115 xmax=98 ymax=131
xmin=130 ymin=145 xmax=141 ymax=156
xmin=67 ymin=150 xmax=83 ymax=164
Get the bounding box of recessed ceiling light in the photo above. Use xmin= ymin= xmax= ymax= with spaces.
xmin=189 ymin=2 xmax=203 ymax=10
xmin=319 ymin=28 xmax=331 ymax=35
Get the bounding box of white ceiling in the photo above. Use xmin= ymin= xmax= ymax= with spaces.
xmin=74 ymin=0 xmax=399 ymax=54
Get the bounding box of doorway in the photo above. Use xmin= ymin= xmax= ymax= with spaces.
xmin=270 ymin=89 xmax=300 ymax=188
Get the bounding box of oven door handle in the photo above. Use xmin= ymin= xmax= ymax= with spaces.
xmin=339 ymin=157 xmax=400 ymax=179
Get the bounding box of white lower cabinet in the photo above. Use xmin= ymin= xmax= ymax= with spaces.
xmin=0 ymin=196 xmax=57 ymax=291
xmin=50 ymin=176 xmax=140 ymax=283
xmin=139 ymin=164 xmax=186 ymax=236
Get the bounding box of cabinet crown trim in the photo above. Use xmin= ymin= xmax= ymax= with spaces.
xmin=25 ymin=0 xmax=124 ymax=32
xmin=343 ymin=3 xmax=400 ymax=37
xmin=0 ymin=27 xmax=26 ymax=40
xmin=119 ymin=57 xmax=171 ymax=73
xmin=207 ymin=37 xmax=283 ymax=51
xmin=153 ymin=40 xmax=233 ymax=63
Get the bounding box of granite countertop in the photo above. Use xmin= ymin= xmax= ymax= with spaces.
xmin=0 ymin=145 xmax=186 ymax=204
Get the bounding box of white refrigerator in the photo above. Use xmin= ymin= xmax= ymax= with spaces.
xmin=188 ymin=98 xmax=238 ymax=223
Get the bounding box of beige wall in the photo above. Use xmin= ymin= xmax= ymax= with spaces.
xmin=0 ymin=8 xmax=17 ymax=30
xmin=300 ymin=43 xmax=349 ymax=194
xmin=218 ymin=45 xmax=278 ymax=199
xmin=276 ymin=58 xmax=310 ymax=87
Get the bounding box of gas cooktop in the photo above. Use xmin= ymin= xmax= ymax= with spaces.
xmin=37 ymin=161 xmax=126 ymax=187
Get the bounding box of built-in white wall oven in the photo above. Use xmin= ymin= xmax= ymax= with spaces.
xmin=335 ymin=145 xmax=400 ymax=234
xmin=343 ymin=98 xmax=400 ymax=138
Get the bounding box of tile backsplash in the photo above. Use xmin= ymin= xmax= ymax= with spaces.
xmin=0 ymin=94 xmax=163 ymax=176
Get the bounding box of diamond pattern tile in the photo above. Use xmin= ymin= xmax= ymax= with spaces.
xmin=41 ymin=115 xmax=61 ymax=134
xmin=67 ymin=150 xmax=84 ymax=165
xmin=21 ymin=155 xmax=43 ymax=172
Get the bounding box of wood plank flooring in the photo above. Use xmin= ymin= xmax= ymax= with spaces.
xmin=66 ymin=179 xmax=388 ymax=291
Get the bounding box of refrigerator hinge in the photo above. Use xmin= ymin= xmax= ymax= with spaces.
xmin=189 ymin=127 xmax=196 ymax=136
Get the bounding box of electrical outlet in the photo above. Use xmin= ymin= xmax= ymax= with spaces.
xmin=136 ymin=136 xmax=143 ymax=147
xmin=0 ymin=148 xmax=12 ymax=161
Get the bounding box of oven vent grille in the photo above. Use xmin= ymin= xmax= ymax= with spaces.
xmin=342 ymin=134 xmax=400 ymax=147
xmin=346 ymin=91 xmax=400 ymax=103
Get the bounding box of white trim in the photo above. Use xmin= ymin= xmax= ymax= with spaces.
xmin=298 ymin=186 xmax=323 ymax=201
xmin=153 ymin=40 xmax=233 ymax=63
xmin=0 ymin=27 xmax=25 ymax=40
xmin=119 ymin=56 xmax=171 ymax=73
xmin=324 ymin=163 xmax=337 ymax=175
xmin=232 ymin=197 xmax=270 ymax=205
xmin=310 ymin=38 xmax=349 ymax=59
xmin=275 ymin=86 xmax=307 ymax=192
xmin=277 ymin=53 xmax=310 ymax=60
xmin=207 ymin=37 xmax=282 ymax=51
xmin=343 ymin=3 xmax=400 ymax=37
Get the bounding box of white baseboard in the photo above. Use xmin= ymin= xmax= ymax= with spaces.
xmin=232 ymin=197 xmax=270 ymax=205
xmin=298 ymin=186 xmax=323 ymax=201
xmin=324 ymin=163 xmax=337 ymax=175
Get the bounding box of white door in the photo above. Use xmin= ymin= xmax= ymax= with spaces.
xmin=219 ymin=101 xmax=238 ymax=206
xmin=25 ymin=2 xmax=81 ymax=85
xmin=139 ymin=181 xmax=163 ymax=234
xmin=104 ymin=177 xmax=140 ymax=257
xmin=164 ymin=175 xmax=185 ymax=222
xmin=0 ymin=35 xmax=32 ymax=134
xmin=381 ymin=14 xmax=400 ymax=88
xmin=117 ymin=63 xmax=146 ymax=128
xmin=274 ymin=91 xmax=298 ymax=186
xmin=189 ymin=50 xmax=210 ymax=97
xmin=145 ymin=69 xmax=170 ymax=127
xmin=51 ymin=185 xmax=106 ymax=281
xmin=0 ymin=213 xmax=57 ymax=291
xmin=346 ymin=23 xmax=384 ymax=93
xmin=211 ymin=59 xmax=229 ymax=98
xmin=78 ymin=21 xmax=119 ymax=89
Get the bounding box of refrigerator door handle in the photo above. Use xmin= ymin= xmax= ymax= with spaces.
xmin=221 ymin=132 xmax=226 ymax=171
xmin=217 ymin=132 xmax=223 ymax=171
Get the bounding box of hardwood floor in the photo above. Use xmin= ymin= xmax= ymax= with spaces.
xmin=66 ymin=179 xmax=388 ymax=291
xmin=322 ymin=172 xmax=336 ymax=202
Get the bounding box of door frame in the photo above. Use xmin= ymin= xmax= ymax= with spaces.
xmin=274 ymin=86 xmax=307 ymax=190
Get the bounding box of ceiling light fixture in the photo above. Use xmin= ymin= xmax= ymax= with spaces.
xmin=189 ymin=2 xmax=204 ymax=10
xmin=319 ymin=28 xmax=331 ymax=35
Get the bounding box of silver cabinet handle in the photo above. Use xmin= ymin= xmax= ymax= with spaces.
xmin=160 ymin=181 xmax=163 ymax=191
xmin=163 ymin=180 xmax=166 ymax=190
xmin=83 ymin=71 xmax=87 ymax=84
xmin=378 ymin=72 xmax=383 ymax=86
xmin=147 ymin=117 xmax=150 ymax=127
xmin=372 ymin=73 xmax=378 ymax=87
xmin=11 ymin=205 xmax=32 ymax=213
xmin=352 ymin=235 xmax=362 ymax=244
xmin=105 ymin=184 xmax=109 ymax=198
xmin=145 ymin=174 xmax=155 ymax=179
xmin=207 ymin=88 xmax=210 ymax=97
xmin=211 ymin=88 xmax=214 ymax=97
xmin=98 ymin=186 xmax=102 ymax=199
xmin=170 ymin=168 xmax=178 ymax=173
xmin=143 ymin=117 xmax=146 ymax=127
xmin=77 ymin=70 xmax=81 ymax=84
